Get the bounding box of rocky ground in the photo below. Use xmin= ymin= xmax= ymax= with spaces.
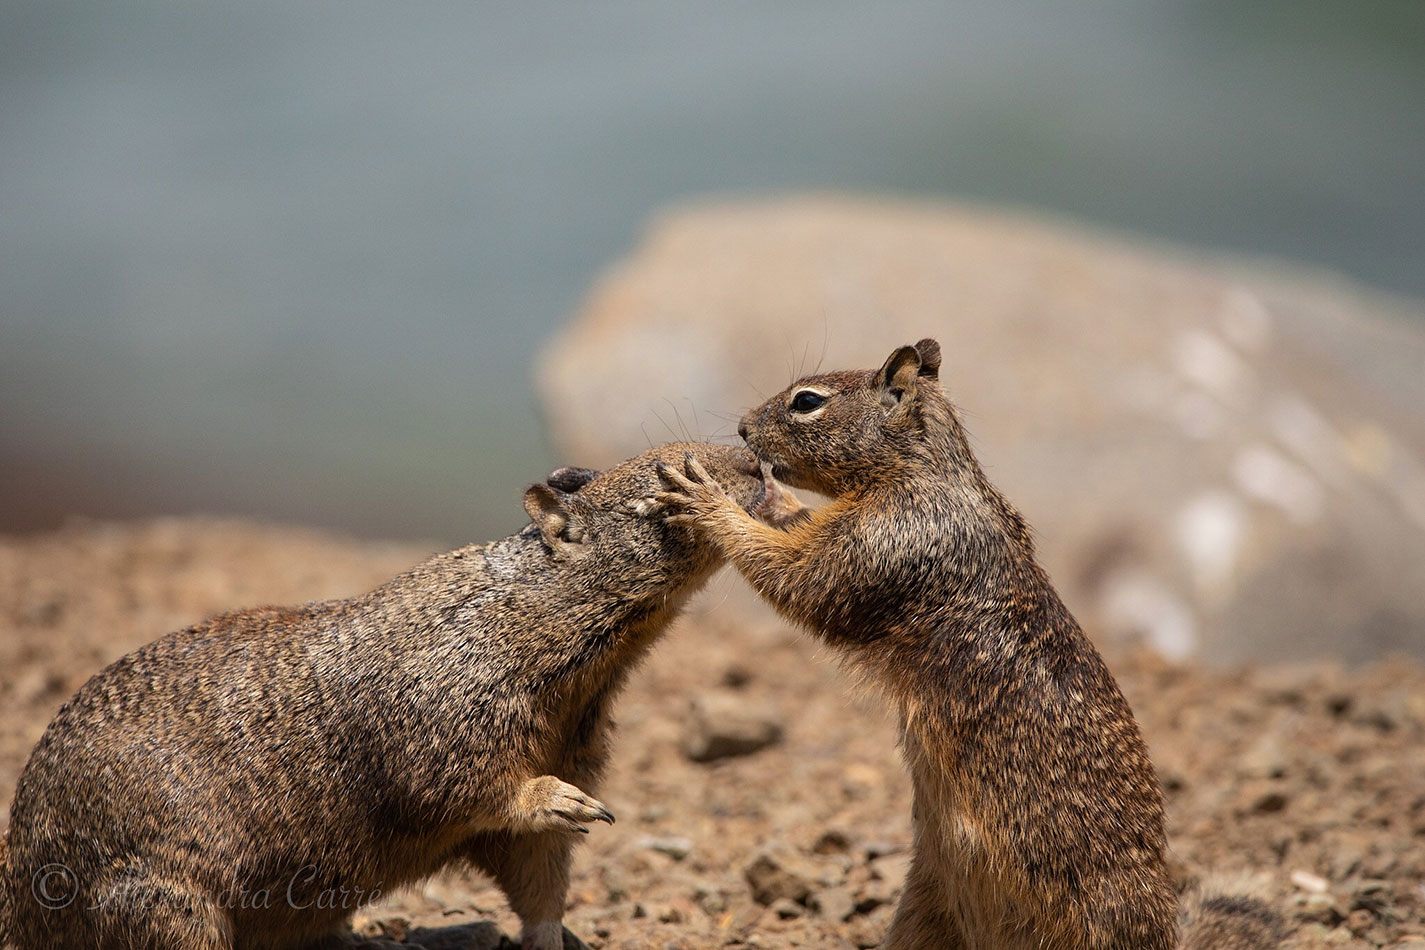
xmin=2 ymin=518 xmax=1423 ymax=949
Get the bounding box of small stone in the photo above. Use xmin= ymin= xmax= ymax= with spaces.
xmin=1291 ymin=869 xmax=1330 ymax=894
xmin=811 ymin=828 xmax=852 ymax=855
xmin=1292 ymin=923 xmax=1333 ymax=943
xmin=1251 ymin=789 xmax=1289 ymax=813
xmin=655 ymin=898 xmax=695 ymax=924
xmin=1297 ymin=892 xmax=1341 ymax=925
xmin=638 ymin=835 xmax=694 ymax=861
xmin=846 ymin=904 xmax=894 ymax=949
xmin=12 ymin=667 xmax=55 ymax=706
xmin=693 ymin=885 xmax=727 ymax=916
xmin=1351 ymin=879 xmax=1391 ymax=912
xmin=720 ymin=900 xmax=766 ymax=935
xmin=1346 ymin=908 xmax=1375 ymax=935
xmin=601 ymin=866 xmax=632 ymax=902
xmin=1324 ymin=831 xmax=1372 ymax=880
xmin=1322 ymin=926 xmax=1372 ymax=948
xmin=769 ymin=897 xmax=804 ymax=919
xmin=744 ymin=847 xmax=815 ymax=905
xmin=860 ymin=840 xmax=904 ymax=861
xmin=811 ymin=886 xmax=856 ymax=922
xmin=841 ymin=763 xmax=884 ymax=797
xmin=869 ymin=853 xmax=912 ymax=887
xmin=1253 ymin=665 xmax=1313 ymax=705
xmin=853 ymin=852 xmax=912 ymax=912
xmin=1240 ymin=730 xmax=1289 ymax=779
xmin=721 ymin=664 xmax=753 ymax=688
xmin=683 ymin=692 xmax=783 ymax=763
xmin=20 ymin=594 xmax=64 ymax=627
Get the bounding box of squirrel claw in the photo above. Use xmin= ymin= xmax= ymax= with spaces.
xmin=516 ymin=776 xmax=614 ymax=835
xmin=654 ymin=454 xmax=737 ymax=528
xmin=656 ymin=463 xmax=697 ymax=494
xmin=682 ymin=452 xmax=713 ymax=484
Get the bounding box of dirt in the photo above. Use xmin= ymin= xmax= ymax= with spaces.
xmin=2 ymin=518 xmax=1422 ymax=949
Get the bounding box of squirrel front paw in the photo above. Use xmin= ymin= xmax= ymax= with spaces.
xmin=513 ymin=776 xmax=615 ymax=835
xmin=648 ymin=453 xmax=740 ymax=527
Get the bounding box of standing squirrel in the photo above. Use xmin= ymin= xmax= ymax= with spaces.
xmin=1 ymin=442 xmax=765 ymax=950
xmin=650 ymin=341 xmax=1284 ymax=950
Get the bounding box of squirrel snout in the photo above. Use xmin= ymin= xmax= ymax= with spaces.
xmin=737 ymin=420 xmax=749 ymax=442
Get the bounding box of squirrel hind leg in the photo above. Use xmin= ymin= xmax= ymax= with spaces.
xmin=87 ymin=870 xmax=233 ymax=950
xmin=520 ymin=920 xmax=590 ymax=950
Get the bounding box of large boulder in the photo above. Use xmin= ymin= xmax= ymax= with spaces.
xmin=538 ymin=197 xmax=1425 ymax=664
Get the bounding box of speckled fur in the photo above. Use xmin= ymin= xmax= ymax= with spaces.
xmin=2 ymin=442 xmax=763 ymax=950
xmin=654 ymin=342 xmax=1281 ymax=950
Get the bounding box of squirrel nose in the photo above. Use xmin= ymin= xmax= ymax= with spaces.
xmin=737 ymin=420 xmax=749 ymax=442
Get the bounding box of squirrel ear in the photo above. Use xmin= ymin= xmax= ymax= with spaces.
xmin=877 ymin=344 xmax=922 ymax=406
xmin=545 ymin=466 xmax=600 ymax=493
xmin=523 ymin=484 xmax=588 ymax=556
xmin=913 ymin=338 xmax=941 ymax=380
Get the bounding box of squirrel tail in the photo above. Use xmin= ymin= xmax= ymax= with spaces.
xmin=1178 ymin=876 xmax=1286 ymax=950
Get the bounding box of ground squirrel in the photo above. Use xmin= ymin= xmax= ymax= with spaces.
xmin=0 ymin=442 xmax=765 ymax=950
xmin=651 ymin=341 xmax=1284 ymax=949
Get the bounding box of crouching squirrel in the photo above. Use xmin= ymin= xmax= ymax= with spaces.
xmin=1 ymin=442 xmax=765 ymax=950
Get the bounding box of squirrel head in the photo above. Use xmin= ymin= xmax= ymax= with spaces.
xmin=523 ymin=442 xmax=764 ymax=590
xmin=738 ymin=338 xmax=955 ymax=495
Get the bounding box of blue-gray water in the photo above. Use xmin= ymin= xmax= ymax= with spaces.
xmin=2 ymin=2 xmax=1422 ymax=542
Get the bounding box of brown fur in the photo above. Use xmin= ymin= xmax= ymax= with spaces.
xmin=1179 ymin=881 xmax=1287 ymax=950
xmin=652 ymin=342 xmax=1282 ymax=950
xmin=2 ymin=442 xmax=764 ymax=950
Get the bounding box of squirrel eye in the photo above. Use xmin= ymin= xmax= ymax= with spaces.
xmin=789 ymin=390 xmax=827 ymax=413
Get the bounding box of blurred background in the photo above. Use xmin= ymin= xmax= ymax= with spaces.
xmin=2 ymin=1 xmax=1423 ymax=544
